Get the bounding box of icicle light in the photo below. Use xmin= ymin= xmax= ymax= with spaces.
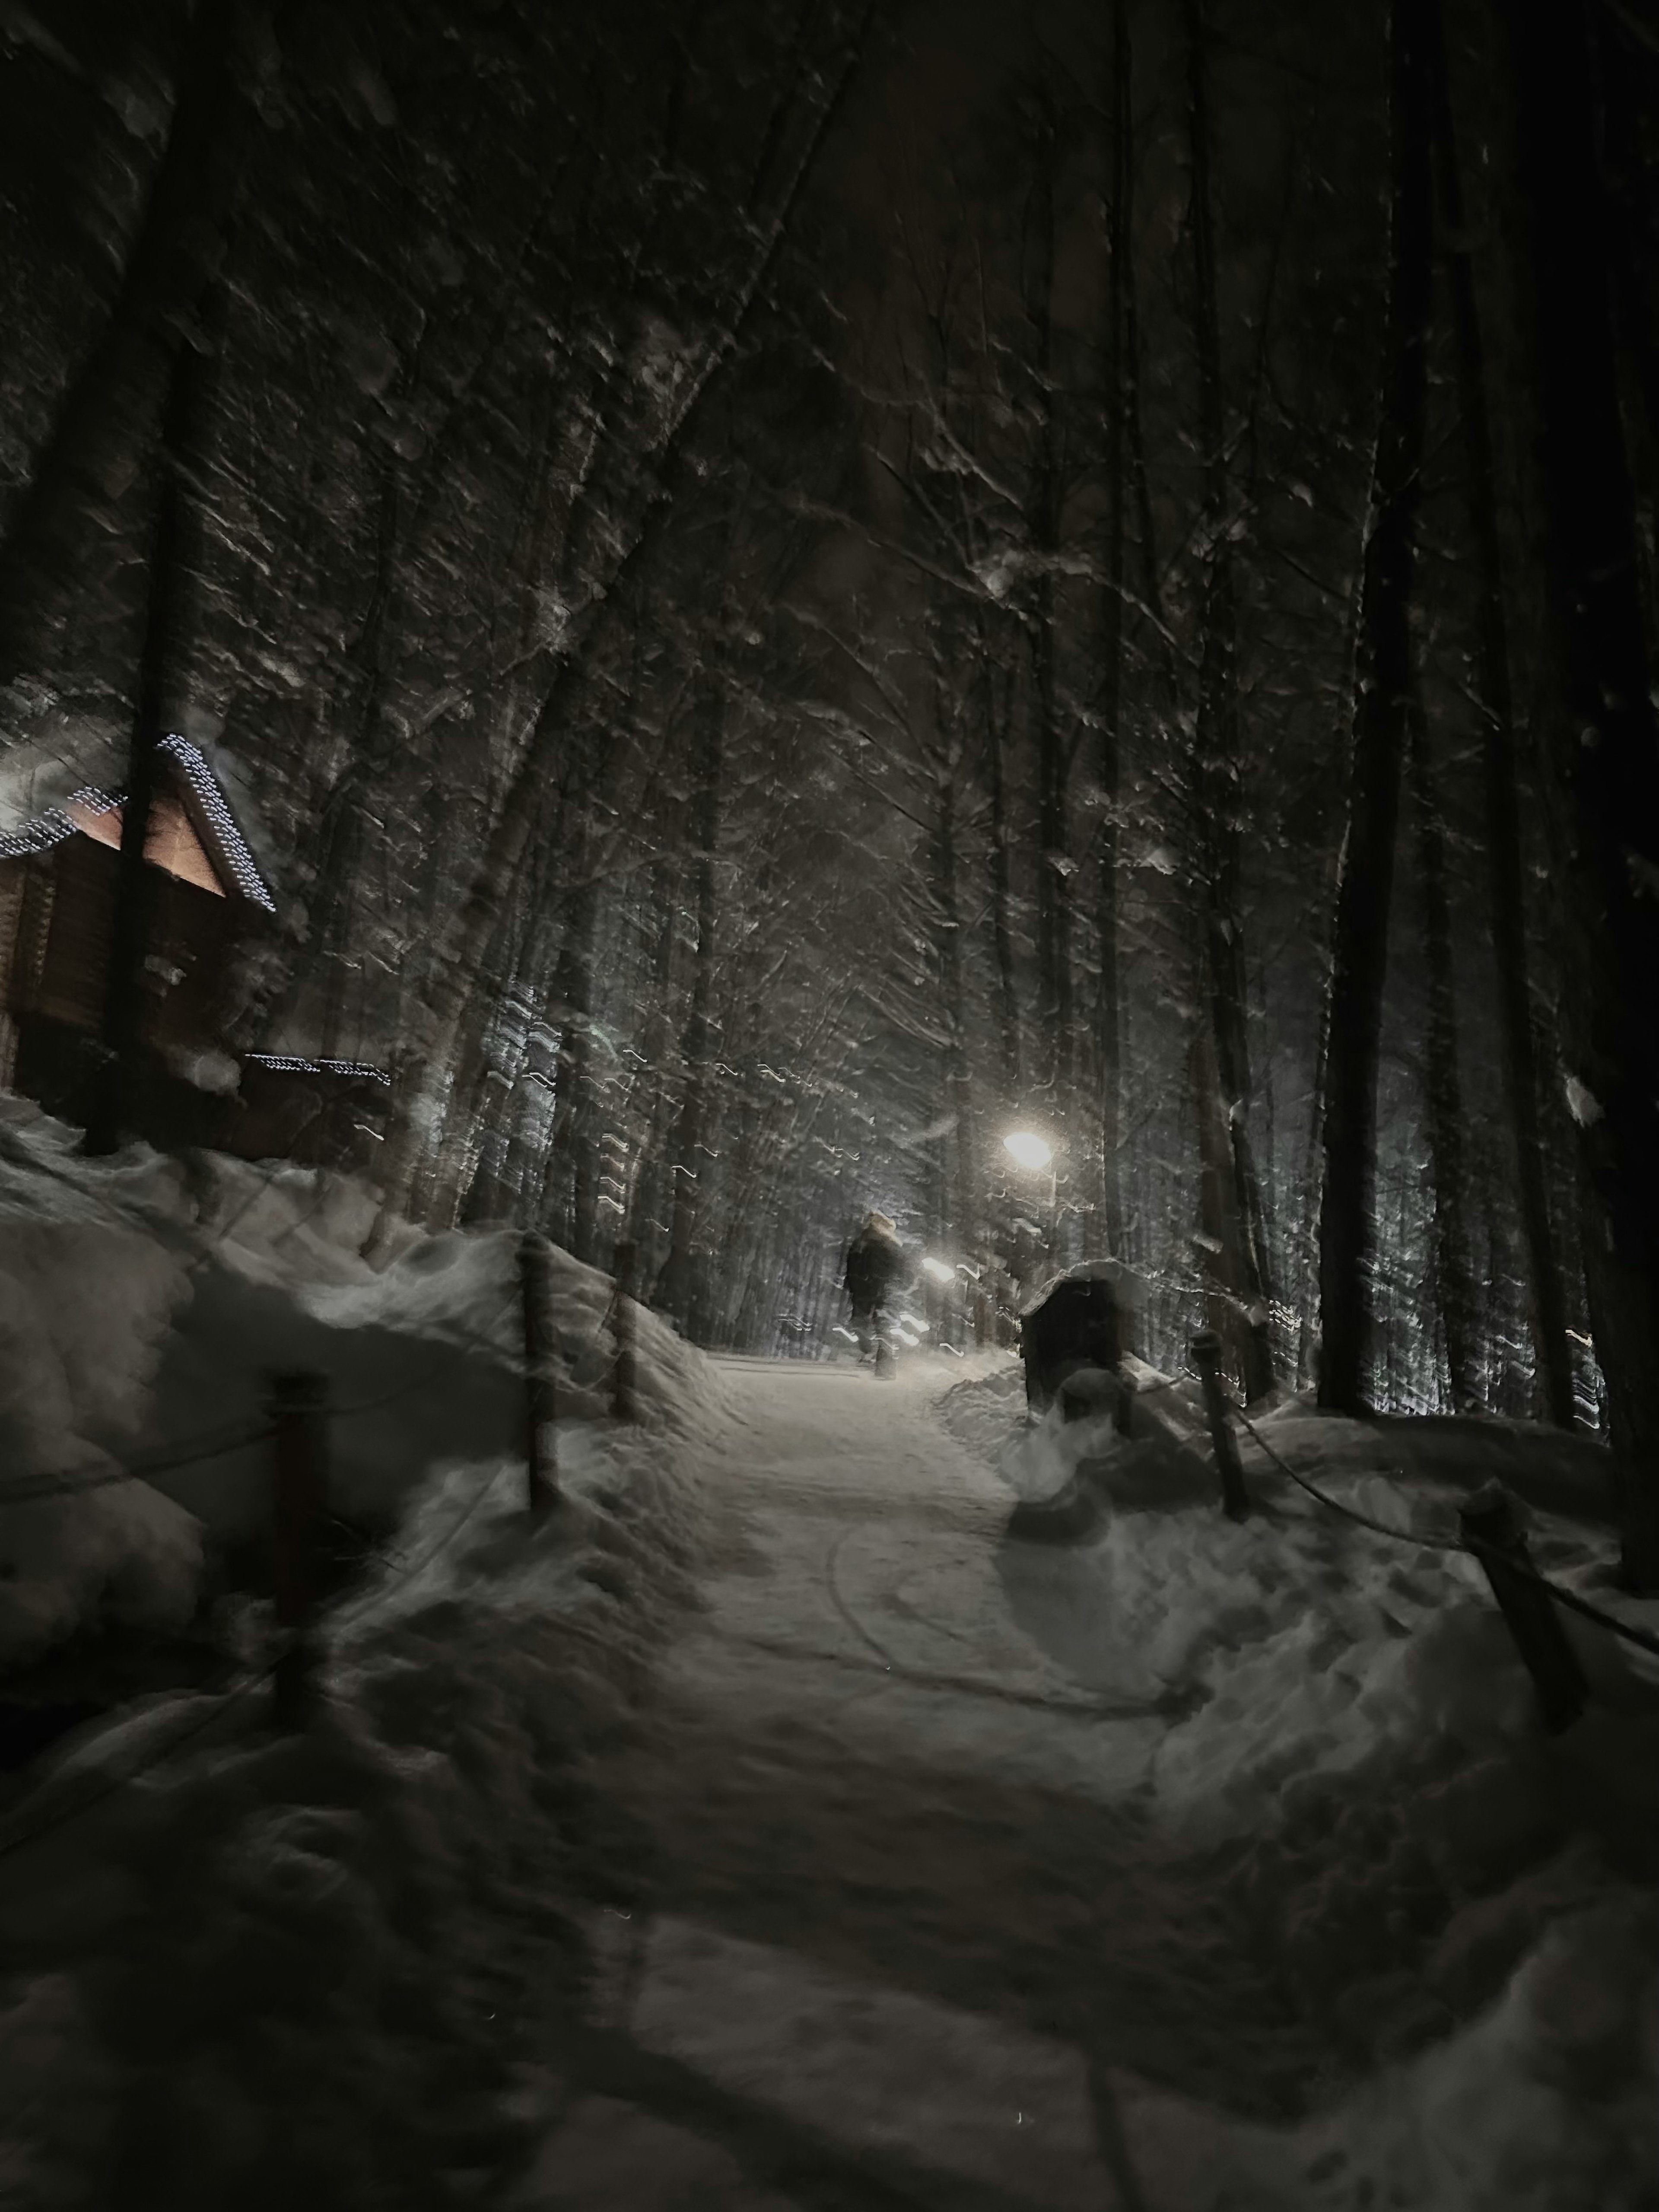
xmin=159 ymin=736 xmax=276 ymax=911
xmin=0 ymin=788 xmax=116 ymax=858
xmin=247 ymin=1055 xmax=391 ymax=1085
xmin=0 ymin=743 xmax=273 ymax=915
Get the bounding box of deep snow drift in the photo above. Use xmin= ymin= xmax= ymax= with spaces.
xmin=942 ymin=1357 xmax=1659 ymax=2210
xmin=0 ymin=1103 xmax=732 ymax=2206
xmin=0 ymin=1096 xmax=729 ymax=1669
xmin=3 ymin=1131 xmax=1656 ymax=2212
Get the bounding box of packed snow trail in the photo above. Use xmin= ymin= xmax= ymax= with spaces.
xmin=514 ymin=1357 xmax=1329 ymax=2212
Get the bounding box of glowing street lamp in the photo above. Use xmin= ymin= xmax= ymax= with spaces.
xmin=1002 ymin=1130 xmax=1054 ymax=1172
xmin=921 ymin=1256 xmax=956 ymax=1284
xmin=1003 ymin=1128 xmax=1059 ymax=1271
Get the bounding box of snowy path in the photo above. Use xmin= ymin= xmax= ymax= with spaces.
xmin=514 ymin=1359 xmax=1317 ymax=2212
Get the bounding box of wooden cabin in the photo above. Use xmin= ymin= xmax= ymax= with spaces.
xmin=0 ymin=737 xmax=388 ymax=1166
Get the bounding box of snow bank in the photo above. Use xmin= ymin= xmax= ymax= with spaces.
xmin=0 ymin=1486 xmax=204 ymax=1669
xmin=1305 ymin=1886 xmax=1659 ymax=2210
xmin=954 ymin=1360 xmax=1644 ymax=1846
xmin=947 ymin=1360 xmax=1659 ymax=2203
xmin=1116 ymin=1881 xmax=1659 ymax=2210
xmin=0 ymin=1170 xmax=729 ymax=2202
xmin=0 ymin=1099 xmax=732 ymax=1665
xmin=0 ymin=1106 xmax=204 ymax=1666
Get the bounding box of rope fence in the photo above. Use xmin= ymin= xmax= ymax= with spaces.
xmin=1226 ymin=1394 xmax=1659 ymax=1665
xmin=0 ymin=1235 xmax=648 ymax=1854
xmin=1093 ymin=1335 xmax=1659 ymax=1735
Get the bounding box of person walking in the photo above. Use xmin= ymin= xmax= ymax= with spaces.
xmin=843 ymin=1210 xmax=908 ymax=1363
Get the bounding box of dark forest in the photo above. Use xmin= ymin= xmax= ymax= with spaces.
xmin=1 ymin=1 xmax=1658 ymax=2202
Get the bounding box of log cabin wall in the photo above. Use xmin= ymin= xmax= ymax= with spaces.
xmin=11 ymin=836 xmax=236 ymax=1050
xmin=0 ymin=867 xmax=25 ymax=1089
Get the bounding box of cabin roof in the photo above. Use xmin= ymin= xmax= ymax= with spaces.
xmin=0 ymin=736 xmax=276 ymax=913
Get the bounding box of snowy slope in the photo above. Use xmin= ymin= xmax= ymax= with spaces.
xmin=0 ymin=1099 xmax=731 ymax=1667
xmin=0 ymin=1107 xmax=732 ymax=2206
xmin=938 ymin=1359 xmax=1659 ymax=2209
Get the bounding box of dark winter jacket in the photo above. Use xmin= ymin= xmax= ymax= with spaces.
xmin=845 ymin=1225 xmax=907 ymax=1313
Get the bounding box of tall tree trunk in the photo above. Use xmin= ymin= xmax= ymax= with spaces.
xmin=1316 ymin=0 xmax=1433 ymax=1412
xmin=657 ymin=680 xmax=722 ymax=1336
xmin=1184 ymin=0 xmax=1274 ymax=1400
xmin=984 ymin=661 xmax=1023 ymax=1096
xmin=0 ymin=0 xmax=251 ymax=689
xmin=625 ymin=859 xmax=683 ymax=1289
xmin=1094 ymin=0 xmax=1132 ymax=1261
xmin=458 ymin=991 xmax=534 ymax=1228
xmin=1427 ymin=0 xmax=1574 ymax=1425
xmin=1501 ymin=0 xmax=1659 ymax=1584
xmin=934 ymin=760 xmax=977 ymax=1275
xmin=548 ymin=871 xmax=604 ymax=1264
xmin=1407 ymin=693 xmax=1479 ymax=1408
xmin=1027 ymin=108 xmax=1075 ymax=1102
xmin=1595 ymin=17 xmax=1659 ymax=668
xmin=543 ymin=725 xmax=612 ymax=1265
xmin=311 ymin=457 xmax=402 ymax=1059
xmin=1191 ymin=1018 xmax=1272 ymax=1389
xmin=426 ymin=870 xmax=537 ymax=1228
xmin=366 ymin=13 xmax=874 ymax=1247
xmin=83 ymin=279 xmax=222 ymax=1156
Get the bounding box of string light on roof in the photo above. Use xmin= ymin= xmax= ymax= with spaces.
xmin=0 ymin=786 xmax=121 ymax=858
xmin=159 ymin=735 xmax=276 ymax=911
xmin=0 ymin=809 xmax=77 ymax=859
xmin=0 ymin=746 xmax=273 ymax=916
xmin=247 ymin=1055 xmax=391 ymax=1085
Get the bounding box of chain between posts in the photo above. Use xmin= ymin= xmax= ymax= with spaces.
xmin=1167 ymin=1347 xmax=1656 ymax=1733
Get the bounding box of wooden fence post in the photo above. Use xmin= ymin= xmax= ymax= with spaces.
xmin=518 ymin=1232 xmax=558 ymax=1516
xmin=1459 ymin=1482 xmax=1588 ymax=1732
xmin=612 ymin=1238 xmax=637 ymax=1424
xmin=269 ymin=1369 xmax=327 ymax=1726
xmin=1189 ymin=1330 xmax=1250 ymax=1520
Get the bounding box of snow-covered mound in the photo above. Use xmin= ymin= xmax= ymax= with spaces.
xmin=0 ymin=1104 xmax=732 ymax=2203
xmin=0 ymin=1107 xmax=208 ymax=1667
xmin=0 ymin=1097 xmax=731 ymax=1665
xmin=0 ymin=1417 xmax=708 ymax=2204
xmin=941 ymin=1359 xmax=1659 ymax=2206
xmin=143 ymin=1162 xmax=731 ymax=1546
xmin=1116 ymin=1875 xmax=1659 ymax=2209
xmin=947 ymin=1357 xmax=1654 ymax=1842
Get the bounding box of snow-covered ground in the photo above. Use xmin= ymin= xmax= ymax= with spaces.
xmin=939 ymin=1359 xmax=1659 ymax=2207
xmin=510 ymin=1352 xmax=1658 ymax=2211
xmin=0 ymin=1096 xmax=729 ymax=1667
xmin=0 ymin=1103 xmax=733 ymax=2205
xmin=2 ymin=1143 xmax=1656 ymax=2209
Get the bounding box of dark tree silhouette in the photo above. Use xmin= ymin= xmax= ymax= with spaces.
xmin=1317 ymin=0 xmax=1433 ymax=1413
xmin=1501 ymin=0 xmax=1659 ymax=1584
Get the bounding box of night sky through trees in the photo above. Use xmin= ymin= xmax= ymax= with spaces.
xmin=1 ymin=0 xmax=1657 ymax=1514
xmin=2 ymin=0 xmax=1656 ymax=1491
